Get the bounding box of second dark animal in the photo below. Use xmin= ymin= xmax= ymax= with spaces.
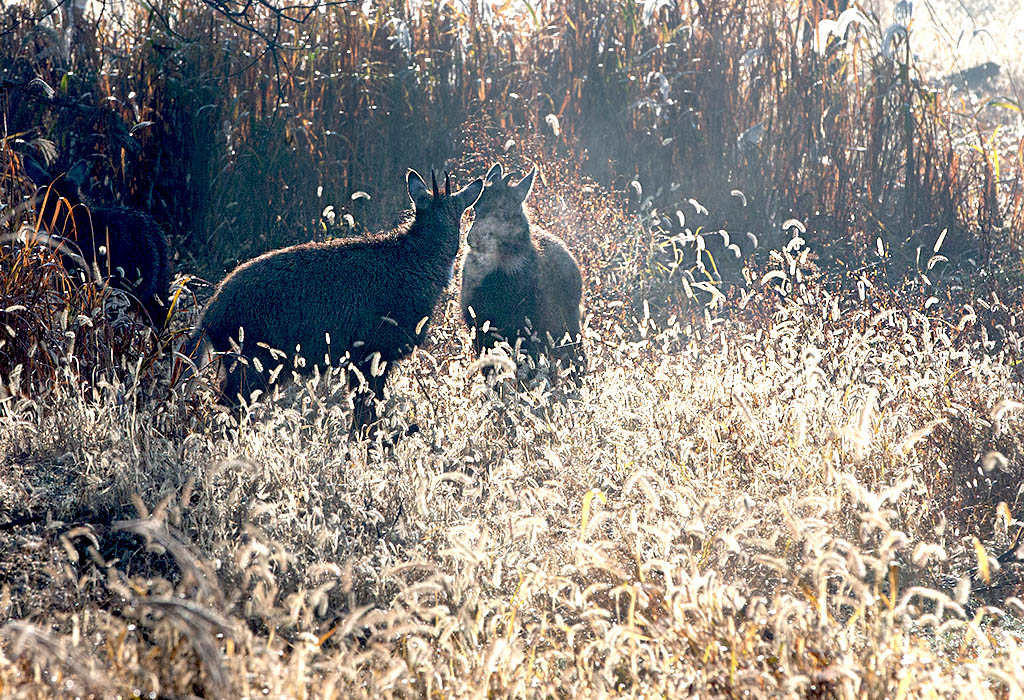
xmin=459 ymin=163 xmax=585 ymax=383
xmin=23 ymin=155 xmax=172 ymax=327
xmin=942 ymin=61 xmax=1001 ymax=93
xmin=196 ymin=169 xmax=484 ymax=433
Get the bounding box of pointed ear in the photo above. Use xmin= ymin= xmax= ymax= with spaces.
xmin=65 ymin=160 xmax=91 ymax=191
xmin=455 ymin=178 xmax=484 ymax=212
xmin=22 ymin=155 xmax=53 ymax=186
xmin=407 ymin=169 xmax=431 ymax=209
xmin=485 ymin=163 xmax=503 ymax=184
xmin=514 ymin=167 xmax=537 ymax=202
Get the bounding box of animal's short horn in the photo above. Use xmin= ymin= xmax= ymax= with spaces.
xmin=431 ymin=170 xmax=439 ymax=198
xmin=445 ymin=171 xmax=451 ymax=196
xmin=486 ymin=163 xmax=503 ymax=183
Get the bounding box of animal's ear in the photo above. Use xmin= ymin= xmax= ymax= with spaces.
xmin=513 ymin=166 xmax=537 ymax=202
xmin=407 ymin=169 xmax=431 ymax=209
xmin=455 ymin=178 xmax=484 ymax=212
xmin=64 ymin=160 xmax=91 ymax=191
xmin=485 ymin=163 xmax=503 ymax=184
xmin=22 ymin=154 xmax=53 ymax=186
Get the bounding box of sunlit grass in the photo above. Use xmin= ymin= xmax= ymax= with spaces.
xmin=3 ymin=141 xmax=1024 ymax=695
xmin=3 ymin=254 xmax=1024 ymax=696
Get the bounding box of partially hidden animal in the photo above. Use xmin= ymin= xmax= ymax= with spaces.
xmin=459 ymin=163 xmax=585 ymax=382
xmin=942 ymin=61 xmax=1001 ymax=93
xmin=196 ymin=169 xmax=484 ymax=432
xmin=22 ymin=155 xmax=172 ymax=327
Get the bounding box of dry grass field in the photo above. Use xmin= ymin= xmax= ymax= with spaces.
xmin=3 ymin=0 xmax=1024 ymax=698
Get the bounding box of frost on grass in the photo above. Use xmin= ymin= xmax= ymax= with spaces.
xmin=3 ymin=278 xmax=1024 ymax=698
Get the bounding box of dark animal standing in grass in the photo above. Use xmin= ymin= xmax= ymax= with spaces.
xmin=459 ymin=163 xmax=585 ymax=382
xmin=23 ymin=155 xmax=172 ymax=328
xmin=943 ymin=62 xmax=1001 ymax=93
xmin=197 ymin=169 xmax=484 ymax=433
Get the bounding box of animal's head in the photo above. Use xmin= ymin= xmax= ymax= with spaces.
xmin=465 ymin=163 xmax=536 ymax=254
xmin=23 ymin=156 xmax=90 ymax=232
xmin=407 ymin=169 xmax=484 ymax=236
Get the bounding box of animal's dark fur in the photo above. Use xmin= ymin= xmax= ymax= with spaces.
xmin=943 ymin=61 xmax=1001 ymax=92
xmin=23 ymin=156 xmax=172 ymax=327
xmin=197 ymin=169 xmax=484 ymax=431
xmin=459 ymin=164 xmax=585 ymax=381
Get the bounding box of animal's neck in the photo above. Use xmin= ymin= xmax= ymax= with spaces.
xmin=406 ymin=211 xmax=460 ymax=264
xmin=512 ymin=208 xmax=535 ymax=240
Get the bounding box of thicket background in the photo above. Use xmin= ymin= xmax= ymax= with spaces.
xmin=2 ymin=0 xmax=1020 ymax=278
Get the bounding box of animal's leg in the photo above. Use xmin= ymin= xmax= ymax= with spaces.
xmin=219 ymin=343 xmax=270 ymax=408
xmin=349 ymin=356 xmax=392 ymax=438
xmin=220 ymin=354 xmax=244 ymax=407
xmin=143 ymin=295 xmax=168 ymax=331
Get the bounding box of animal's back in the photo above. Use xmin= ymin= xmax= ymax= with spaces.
xmin=206 ymin=238 xmax=361 ymax=360
xmin=201 ymin=232 xmax=447 ymax=369
xmin=90 ymin=205 xmax=171 ymax=318
xmin=24 ymin=157 xmax=172 ymax=324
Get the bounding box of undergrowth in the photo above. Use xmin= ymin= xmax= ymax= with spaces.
xmin=4 ymin=263 xmax=1024 ymax=697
